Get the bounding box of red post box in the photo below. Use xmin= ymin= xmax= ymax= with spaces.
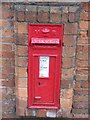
xmin=28 ymin=24 xmax=64 ymax=109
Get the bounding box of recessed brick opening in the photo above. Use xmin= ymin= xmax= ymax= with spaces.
xmin=1 ymin=2 xmax=89 ymax=118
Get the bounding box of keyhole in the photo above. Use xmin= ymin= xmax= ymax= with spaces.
xmin=38 ymin=82 xmax=40 ymax=85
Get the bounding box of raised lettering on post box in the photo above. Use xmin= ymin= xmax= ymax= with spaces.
xmin=28 ymin=24 xmax=64 ymax=109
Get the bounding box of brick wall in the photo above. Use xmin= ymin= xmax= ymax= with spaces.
xmin=1 ymin=2 xmax=89 ymax=118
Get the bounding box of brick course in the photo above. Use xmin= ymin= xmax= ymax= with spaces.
xmin=1 ymin=2 xmax=89 ymax=119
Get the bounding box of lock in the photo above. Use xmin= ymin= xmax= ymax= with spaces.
xmin=28 ymin=24 xmax=64 ymax=109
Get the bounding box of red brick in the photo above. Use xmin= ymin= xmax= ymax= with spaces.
xmin=72 ymin=108 xmax=88 ymax=114
xmin=16 ymin=88 xmax=27 ymax=98
xmin=64 ymin=23 xmax=78 ymax=35
xmin=17 ymin=22 xmax=27 ymax=34
xmin=2 ymin=44 xmax=12 ymax=51
xmin=2 ymin=3 xmax=13 ymax=10
xmin=1 ymin=19 xmax=8 ymax=27
xmin=81 ymin=3 xmax=90 ymax=12
xmin=77 ymin=37 xmax=88 ymax=45
xmin=62 ymin=13 xmax=68 ymax=22
xmin=2 ymin=80 xmax=15 ymax=87
xmin=16 ymin=78 xmax=27 ymax=88
xmin=2 ymin=28 xmax=14 ymax=36
xmin=79 ymin=21 xmax=88 ymax=29
xmin=80 ymin=12 xmax=89 ymax=20
xmin=74 ymin=95 xmax=88 ymax=102
xmin=17 ymin=57 xmax=27 ymax=67
xmin=73 ymin=102 xmax=88 ymax=109
xmin=76 ymin=75 xmax=88 ymax=81
xmin=60 ymin=98 xmax=72 ymax=108
xmin=37 ymin=109 xmax=46 ymax=117
xmin=77 ymin=45 xmax=88 ymax=53
xmin=25 ymin=5 xmax=37 ymax=22
xmin=38 ymin=6 xmax=49 ymax=22
xmin=62 ymin=68 xmax=74 ymax=80
xmin=17 ymin=46 xmax=28 ymax=57
xmin=16 ymin=106 xmax=25 ymax=116
xmin=2 ymin=11 xmax=14 ymax=19
xmin=62 ymin=57 xmax=74 ymax=69
xmin=69 ymin=13 xmax=78 ymax=22
xmin=50 ymin=7 xmax=61 ymax=23
xmin=76 ymin=68 xmax=88 ymax=75
xmin=17 ymin=11 xmax=25 ymax=21
xmin=79 ymin=30 xmax=88 ymax=37
xmin=76 ymin=53 xmax=88 ymax=61
xmin=2 ymin=67 xmax=15 ymax=74
xmin=63 ymin=47 xmax=76 ymax=57
xmin=87 ymin=30 xmax=90 ymax=37
xmin=18 ymin=67 xmax=27 ymax=77
xmin=1 ymin=38 xmax=15 ymax=43
xmin=61 ymin=80 xmax=73 ymax=89
xmin=69 ymin=6 xmax=79 ymax=12
xmin=16 ymin=97 xmax=27 ymax=108
xmin=61 ymin=89 xmax=73 ymax=99
xmin=63 ymin=35 xmax=76 ymax=46
xmin=16 ymin=34 xmax=28 ymax=45
xmin=76 ymin=60 xmax=88 ymax=68
xmin=74 ymin=89 xmax=89 ymax=95
xmin=74 ymin=81 xmax=81 ymax=88
xmin=81 ymin=81 xmax=88 ymax=88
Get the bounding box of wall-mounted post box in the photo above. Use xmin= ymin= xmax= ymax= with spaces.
xmin=28 ymin=24 xmax=64 ymax=109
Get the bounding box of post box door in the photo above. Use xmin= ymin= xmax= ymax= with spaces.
xmin=28 ymin=24 xmax=64 ymax=109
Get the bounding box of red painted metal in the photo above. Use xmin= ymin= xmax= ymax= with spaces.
xmin=28 ymin=24 xmax=64 ymax=109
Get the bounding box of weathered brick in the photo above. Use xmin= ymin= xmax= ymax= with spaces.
xmin=16 ymin=88 xmax=27 ymax=98
xmin=62 ymin=68 xmax=74 ymax=80
xmin=76 ymin=74 xmax=88 ymax=81
xmin=17 ymin=57 xmax=27 ymax=67
xmin=2 ymin=44 xmax=13 ymax=51
xmin=74 ymin=95 xmax=88 ymax=102
xmin=16 ymin=34 xmax=28 ymax=46
xmin=16 ymin=97 xmax=27 ymax=108
xmin=69 ymin=13 xmax=78 ymax=22
xmin=63 ymin=35 xmax=76 ymax=47
xmin=81 ymin=81 xmax=88 ymax=88
xmin=16 ymin=78 xmax=27 ymax=88
xmin=62 ymin=57 xmax=75 ymax=68
xmin=73 ymin=102 xmax=88 ymax=109
xmin=79 ymin=21 xmax=88 ymax=29
xmin=25 ymin=5 xmax=37 ymax=22
xmin=2 ymin=80 xmax=15 ymax=87
xmin=18 ymin=67 xmax=27 ymax=78
xmin=72 ymin=108 xmax=88 ymax=114
xmin=60 ymin=89 xmax=73 ymax=99
xmin=64 ymin=23 xmax=78 ymax=35
xmin=76 ymin=53 xmax=88 ymax=61
xmin=76 ymin=60 xmax=88 ymax=68
xmin=37 ymin=109 xmax=46 ymax=117
xmin=77 ymin=37 xmax=88 ymax=45
xmin=2 ymin=67 xmax=15 ymax=74
xmin=76 ymin=68 xmax=88 ymax=75
xmin=17 ymin=46 xmax=28 ymax=57
xmin=80 ymin=12 xmax=89 ymax=20
xmin=2 ymin=59 xmax=14 ymax=66
xmin=69 ymin=6 xmax=79 ymax=12
xmin=2 ymin=11 xmax=14 ymax=19
xmin=62 ymin=7 xmax=68 ymax=13
xmin=79 ymin=30 xmax=88 ymax=37
xmin=60 ymin=98 xmax=72 ymax=108
xmin=62 ymin=13 xmax=68 ymax=22
xmin=81 ymin=3 xmax=90 ymax=12
xmin=16 ymin=106 xmax=25 ymax=116
xmin=61 ymin=80 xmax=73 ymax=89
xmin=1 ymin=38 xmax=15 ymax=43
xmin=1 ymin=19 xmax=8 ymax=27
xmin=17 ymin=22 xmax=27 ymax=34
xmin=2 ymin=28 xmax=14 ymax=36
xmin=50 ymin=6 xmax=61 ymax=23
xmin=38 ymin=6 xmax=49 ymax=22
xmin=87 ymin=30 xmax=90 ymax=37
xmin=77 ymin=45 xmax=88 ymax=53
xmin=74 ymin=89 xmax=89 ymax=95
xmin=63 ymin=47 xmax=76 ymax=57
xmin=2 ymin=3 xmax=13 ymax=10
